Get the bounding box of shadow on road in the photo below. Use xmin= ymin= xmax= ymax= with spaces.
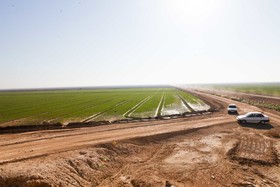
xmin=228 ymin=112 xmax=239 ymax=115
xmin=238 ymin=122 xmax=274 ymax=130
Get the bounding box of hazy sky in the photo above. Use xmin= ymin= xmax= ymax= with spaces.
xmin=1 ymin=0 xmax=279 ymax=89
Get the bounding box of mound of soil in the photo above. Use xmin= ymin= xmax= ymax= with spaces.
xmin=1 ymin=123 xmax=280 ymax=187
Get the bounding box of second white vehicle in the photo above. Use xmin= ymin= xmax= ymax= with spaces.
xmin=228 ymin=104 xmax=238 ymax=113
xmin=237 ymin=112 xmax=269 ymax=124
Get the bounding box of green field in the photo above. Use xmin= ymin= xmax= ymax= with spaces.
xmin=207 ymin=83 xmax=280 ymax=97
xmin=0 ymin=87 xmax=208 ymax=126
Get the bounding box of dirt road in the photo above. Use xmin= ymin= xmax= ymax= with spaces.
xmin=0 ymin=90 xmax=279 ymax=187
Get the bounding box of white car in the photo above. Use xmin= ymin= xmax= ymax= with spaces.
xmin=236 ymin=112 xmax=269 ymax=124
xmin=228 ymin=104 xmax=238 ymax=113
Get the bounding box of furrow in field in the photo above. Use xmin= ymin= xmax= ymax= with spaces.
xmin=155 ymin=92 xmax=165 ymax=117
xmin=175 ymin=95 xmax=191 ymax=113
xmin=161 ymin=92 xmax=189 ymax=115
xmin=45 ymin=97 xmax=120 ymax=123
xmin=1 ymin=98 xmax=91 ymax=126
xmin=0 ymin=99 xmax=83 ymax=124
xmin=186 ymin=97 xmax=210 ymax=111
xmin=177 ymin=92 xmax=210 ymax=111
xmin=127 ymin=96 xmax=152 ymax=117
xmin=83 ymin=100 xmax=128 ymax=122
xmin=161 ymin=93 xmax=166 ymax=116
xmin=130 ymin=91 xmax=163 ymax=118
xmin=123 ymin=96 xmax=152 ymax=118
xmin=1 ymin=88 xmax=202 ymax=126
xmin=0 ymin=93 xmax=96 ymax=117
xmin=177 ymin=94 xmax=194 ymax=112
xmin=82 ymin=112 xmax=103 ymax=123
xmin=0 ymin=95 xmax=111 ymax=125
xmin=0 ymin=96 xmax=80 ymax=114
xmin=48 ymin=105 xmax=97 ymax=123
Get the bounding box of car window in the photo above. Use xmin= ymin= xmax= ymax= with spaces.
xmin=256 ymin=114 xmax=264 ymax=117
xmin=247 ymin=114 xmax=255 ymax=117
xmin=229 ymin=105 xmax=236 ymax=108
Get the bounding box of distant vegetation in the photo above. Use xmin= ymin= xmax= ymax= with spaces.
xmin=194 ymin=83 xmax=280 ymax=111
xmin=0 ymin=88 xmax=208 ymax=127
xmin=207 ymin=83 xmax=280 ymax=96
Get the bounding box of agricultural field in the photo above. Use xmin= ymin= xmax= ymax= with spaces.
xmin=207 ymin=83 xmax=280 ymax=97
xmin=192 ymin=83 xmax=280 ymax=111
xmin=0 ymin=87 xmax=209 ymax=127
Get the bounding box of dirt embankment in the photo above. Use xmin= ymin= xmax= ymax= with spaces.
xmin=0 ymin=112 xmax=213 ymax=135
xmin=0 ymin=90 xmax=280 ymax=186
xmin=0 ymin=122 xmax=279 ymax=187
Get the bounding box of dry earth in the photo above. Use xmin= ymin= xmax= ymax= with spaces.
xmin=194 ymin=88 xmax=280 ymax=110
xmin=0 ymin=90 xmax=280 ymax=187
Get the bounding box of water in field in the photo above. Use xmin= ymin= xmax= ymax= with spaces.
xmin=187 ymin=102 xmax=210 ymax=111
xmin=162 ymin=100 xmax=190 ymax=115
xmin=0 ymin=87 xmax=209 ymax=126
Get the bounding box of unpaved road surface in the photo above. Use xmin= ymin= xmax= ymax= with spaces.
xmin=0 ymin=90 xmax=280 ymax=187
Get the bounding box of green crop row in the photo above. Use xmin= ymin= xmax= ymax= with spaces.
xmin=0 ymin=87 xmax=207 ymax=126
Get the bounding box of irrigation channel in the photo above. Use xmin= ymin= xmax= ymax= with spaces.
xmin=0 ymin=88 xmax=210 ymax=126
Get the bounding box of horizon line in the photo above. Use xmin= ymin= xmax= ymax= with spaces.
xmin=0 ymin=81 xmax=280 ymax=92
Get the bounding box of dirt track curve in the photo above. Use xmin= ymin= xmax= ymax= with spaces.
xmin=0 ymin=90 xmax=280 ymax=187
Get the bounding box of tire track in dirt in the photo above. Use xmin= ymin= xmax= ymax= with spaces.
xmin=189 ymin=89 xmax=280 ymax=123
xmin=0 ymin=116 xmax=231 ymax=165
xmin=0 ymin=114 xmax=215 ymax=146
xmin=0 ymin=117 xmax=215 ymax=148
xmin=1 ymin=89 xmax=280 ymax=187
xmin=1 ymin=89 xmax=279 ymax=166
xmin=0 ymin=87 xmax=272 ymax=163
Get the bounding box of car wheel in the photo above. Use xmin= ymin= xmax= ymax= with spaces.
xmin=260 ymin=120 xmax=265 ymax=124
xmin=242 ymin=120 xmax=246 ymax=124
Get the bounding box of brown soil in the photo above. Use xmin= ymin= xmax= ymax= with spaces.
xmin=196 ymin=88 xmax=280 ymax=111
xmin=0 ymin=90 xmax=280 ymax=187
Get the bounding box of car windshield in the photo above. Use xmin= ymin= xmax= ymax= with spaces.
xmin=247 ymin=114 xmax=255 ymax=117
xmin=229 ymin=105 xmax=236 ymax=108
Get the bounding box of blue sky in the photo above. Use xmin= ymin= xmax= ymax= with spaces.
xmin=1 ymin=0 xmax=279 ymax=89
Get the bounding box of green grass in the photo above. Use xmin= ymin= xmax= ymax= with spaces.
xmin=176 ymin=90 xmax=201 ymax=104
xmin=131 ymin=89 xmax=164 ymax=118
xmin=0 ymin=87 xmax=207 ymax=126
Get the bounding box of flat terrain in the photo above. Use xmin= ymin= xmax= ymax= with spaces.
xmin=205 ymin=83 xmax=280 ymax=97
xmin=0 ymin=88 xmax=279 ymax=186
xmin=195 ymin=87 xmax=280 ymax=112
xmin=0 ymin=88 xmax=209 ymax=127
